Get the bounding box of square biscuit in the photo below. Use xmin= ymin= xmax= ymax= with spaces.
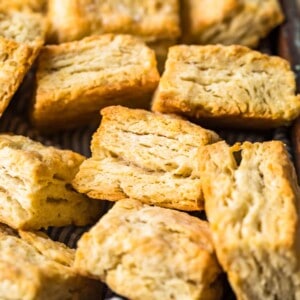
xmin=0 ymin=134 xmax=102 ymax=230
xmin=32 ymin=34 xmax=160 ymax=132
xmin=181 ymin=0 xmax=283 ymax=47
xmin=152 ymin=45 xmax=300 ymax=129
xmin=0 ymin=225 xmax=102 ymax=300
xmin=47 ymin=0 xmax=180 ymax=71
xmin=72 ymin=106 xmax=220 ymax=211
xmin=199 ymin=141 xmax=300 ymax=299
xmin=75 ymin=199 xmax=223 ymax=300
xmin=0 ymin=37 xmax=39 ymax=117
xmin=48 ymin=0 xmax=180 ymax=44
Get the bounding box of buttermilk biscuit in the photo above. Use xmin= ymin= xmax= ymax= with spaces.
xmin=152 ymin=45 xmax=300 ymax=129
xmin=32 ymin=34 xmax=160 ymax=132
xmin=73 ymin=106 xmax=220 ymax=211
xmin=0 ymin=10 xmax=47 ymax=51
xmin=0 ymin=225 xmax=102 ymax=300
xmin=75 ymin=199 xmax=223 ymax=300
xmin=47 ymin=0 xmax=180 ymax=71
xmin=0 ymin=134 xmax=102 ymax=230
xmin=0 ymin=0 xmax=47 ymax=12
xmin=199 ymin=141 xmax=300 ymax=300
xmin=47 ymin=0 xmax=180 ymax=43
xmin=0 ymin=37 xmax=39 ymax=117
xmin=181 ymin=0 xmax=283 ymax=47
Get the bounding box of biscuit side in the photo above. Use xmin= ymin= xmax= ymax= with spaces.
xmin=0 ymin=37 xmax=38 ymax=117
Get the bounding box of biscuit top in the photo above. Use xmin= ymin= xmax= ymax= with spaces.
xmin=99 ymin=199 xmax=214 ymax=251
xmin=76 ymin=198 xmax=219 ymax=277
xmin=155 ymin=44 xmax=300 ymax=121
xmin=36 ymin=34 xmax=159 ymax=94
xmin=0 ymin=134 xmax=85 ymax=182
xmin=93 ymin=106 xmax=220 ymax=171
xmin=0 ymin=11 xmax=47 ymax=47
xmin=49 ymin=0 xmax=180 ymax=42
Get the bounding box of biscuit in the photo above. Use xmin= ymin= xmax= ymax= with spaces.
xmin=0 ymin=225 xmax=102 ymax=300
xmin=72 ymin=106 xmax=220 ymax=211
xmin=75 ymin=199 xmax=223 ymax=300
xmin=47 ymin=0 xmax=180 ymax=72
xmin=152 ymin=45 xmax=300 ymax=129
xmin=0 ymin=37 xmax=39 ymax=117
xmin=181 ymin=0 xmax=284 ymax=47
xmin=47 ymin=0 xmax=180 ymax=43
xmin=199 ymin=141 xmax=300 ymax=300
xmin=0 ymin=134 xmax=102 ymax=229
xmin=32 ymin=34 xmax=160 ymax=132
xmin=0 ymin=0 xmax=47 ymax=12
xmin=0 ymin=10 xmax=47 ymax=50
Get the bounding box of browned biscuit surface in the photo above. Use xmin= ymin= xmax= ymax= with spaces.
xmin=73 ymin=105 xmax=220 ymax=211
xmin=152 ymin=45 xmax=300 ymax=129
xmin=48 ymin=0 xmax=180 ymax=43
xmin=0 ymin=37 xmax=38 ymax=117
xmin=0 ymin=134 xmax=102 ymax=229
xmin=75 ymin=199 xmax=223 ymax=300
xmin=199 ymin=141 xmax=300 ymax=300
xmin=32 ymin=34 xmax=160 ymax=132
xmin=181 ymin=0 xmax=283 ymax=47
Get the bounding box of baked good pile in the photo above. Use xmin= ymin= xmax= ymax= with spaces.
xmin=0 ymin=0 xmax=298 ymax=299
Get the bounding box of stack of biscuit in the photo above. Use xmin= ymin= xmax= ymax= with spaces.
xmin=0 ymin=0 xmax=298 ymax=300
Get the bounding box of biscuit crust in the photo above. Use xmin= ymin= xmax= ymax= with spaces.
xmin=75 ymin=199 xmax=223 ymax=300
xmin=152 ymin=45 xmax=300 ymax=128
xmin=48 ymin=0 xmax=180 ymax=43
xmin=0 ymin=37 xmax=38 ymax=117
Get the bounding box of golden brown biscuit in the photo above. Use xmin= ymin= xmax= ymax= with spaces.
xmin=75 ymin=199 xmax=223 ymax=300
xmin=0 ymin=134 xmax=102 ymax=230
xmin=0 ymin=0 xmax=47 ymax=12
xmin=199 ymin=141 xmax=300 ymax=300
xmin=152 ymin=45 xmax=300 ymax=129
xmin=32 ymin=34 xmax=160 ymax=132
xmin=0 ymin=37 xmax=39 ymax=117
xmin=47 ymin=0 xmax=180 ymax=43
xmin=181 ymin=0 xmax=284 ymax=47
xmin=0 ymin=225 xmax=102 ymax=300
xmin=72 ymin=106 xmax=220 ymax=211
xmin=47 ymin=0 xmax=180 ymax=72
